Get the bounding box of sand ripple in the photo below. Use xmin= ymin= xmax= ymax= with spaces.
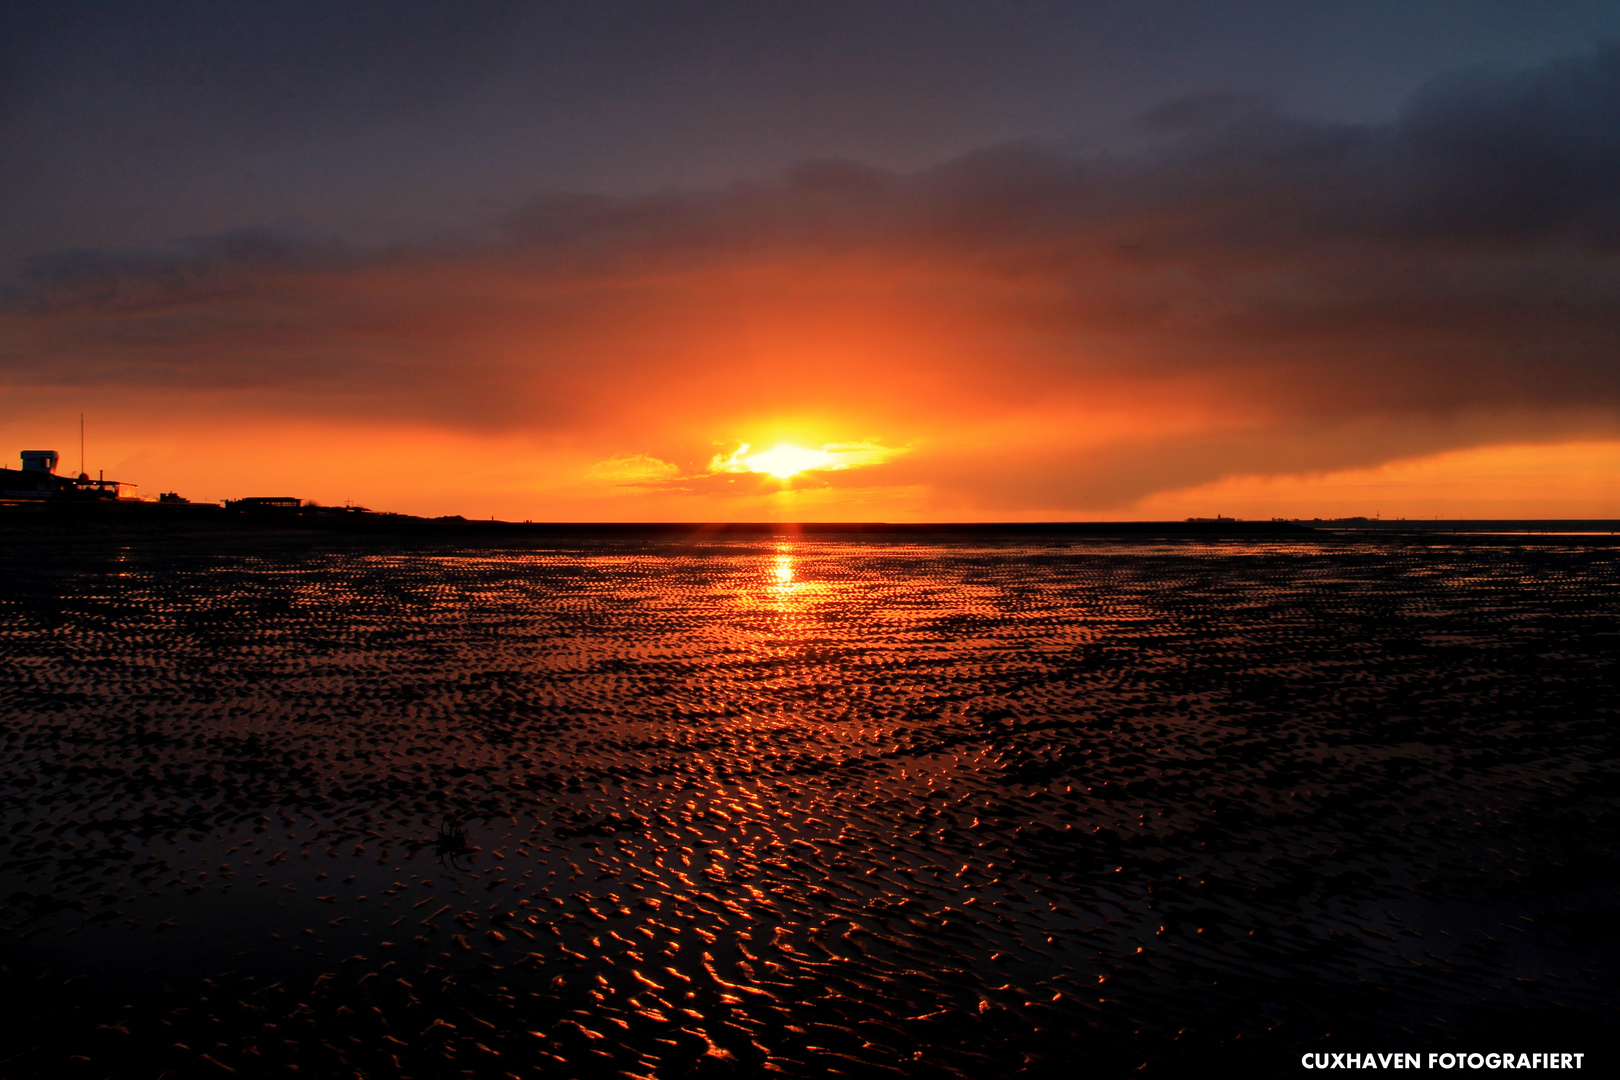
xmin=0 ymin=538 xmax=1616 ymax=1077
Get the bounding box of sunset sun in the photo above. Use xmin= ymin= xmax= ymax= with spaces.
xmin=706 ymin=440 xmax=902 ymax=483
xmin=743 ymin=444 xmax=835 ymax=479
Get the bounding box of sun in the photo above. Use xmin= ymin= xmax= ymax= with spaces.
xmin=708 ymin=439 xmax=901 ymax=481
xmin=740 ymin=444 xmax=836 ymax=479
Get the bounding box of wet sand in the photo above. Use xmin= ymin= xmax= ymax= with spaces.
xmin=0 ymin=536 xmax=1615 ymax=1077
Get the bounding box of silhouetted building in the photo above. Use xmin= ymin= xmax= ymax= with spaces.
xmin=0 ymin=449 xmax=129 ymax=501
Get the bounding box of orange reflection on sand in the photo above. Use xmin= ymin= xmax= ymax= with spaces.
xmin=766 ymin=546 xmax=803 ymax=609
xmin=753 ymin=542 xmax=831 ymax=612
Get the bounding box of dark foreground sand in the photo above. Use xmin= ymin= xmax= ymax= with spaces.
xmin=0 ymin=537 xmax=1615 ymax=1077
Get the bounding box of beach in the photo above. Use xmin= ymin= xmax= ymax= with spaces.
xmin=1 ymin=535 xmax=1615 ymax=1077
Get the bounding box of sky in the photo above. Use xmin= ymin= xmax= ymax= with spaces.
xmin=3 ymin=1 xmax=1619 ymax=520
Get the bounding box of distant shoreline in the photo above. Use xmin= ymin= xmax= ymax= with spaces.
xmin=2 ymin=502 xmax=1618 ymax=546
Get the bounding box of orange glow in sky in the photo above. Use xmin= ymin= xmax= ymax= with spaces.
xmin=4 ymin=169 xmax=1617 ymax=521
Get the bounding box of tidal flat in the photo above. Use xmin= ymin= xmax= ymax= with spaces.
xmin=0 ymin=537 xmax=1615 ymax=1077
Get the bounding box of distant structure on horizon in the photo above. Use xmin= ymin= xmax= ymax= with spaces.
xmin=0 ymin=449 xmax=131 ymax=502
xmin=223 ymin=496 xmax=302 ymax=511
xmin=0 ymin=448 xmax=305 ymax=509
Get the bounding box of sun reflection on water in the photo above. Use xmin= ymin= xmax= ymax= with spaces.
xmin=758 ymin=542 xmax=830 ymax=609
xmin=766 ymin=545 xmax=802 ymax=606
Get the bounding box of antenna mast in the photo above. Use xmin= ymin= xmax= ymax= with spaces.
xmin=80 ymin=413 xmax=85 ymax=476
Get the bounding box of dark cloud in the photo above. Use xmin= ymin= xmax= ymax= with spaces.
xmin=1397 ymin=41 xmax=1620 ymax=242
xmin=496 ymin=43 xmax=1620 ymax=262
xmin=10 ymin=227 xmax=359 ymax=313
xmin=11 ymin=42 xmax=1620 ymax=297
xmin=8 ymin=1 xmax=1620 ymax=272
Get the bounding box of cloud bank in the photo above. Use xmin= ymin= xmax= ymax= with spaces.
xmin=3 ymin=45 xmax=1619 ymax=517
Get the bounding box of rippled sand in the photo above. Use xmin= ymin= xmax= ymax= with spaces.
xmin=1 ymin=537 xmax=1615 ymax=1077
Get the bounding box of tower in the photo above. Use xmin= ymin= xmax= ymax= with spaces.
xmin=20 ymin=450 xmax=59 ymax=474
